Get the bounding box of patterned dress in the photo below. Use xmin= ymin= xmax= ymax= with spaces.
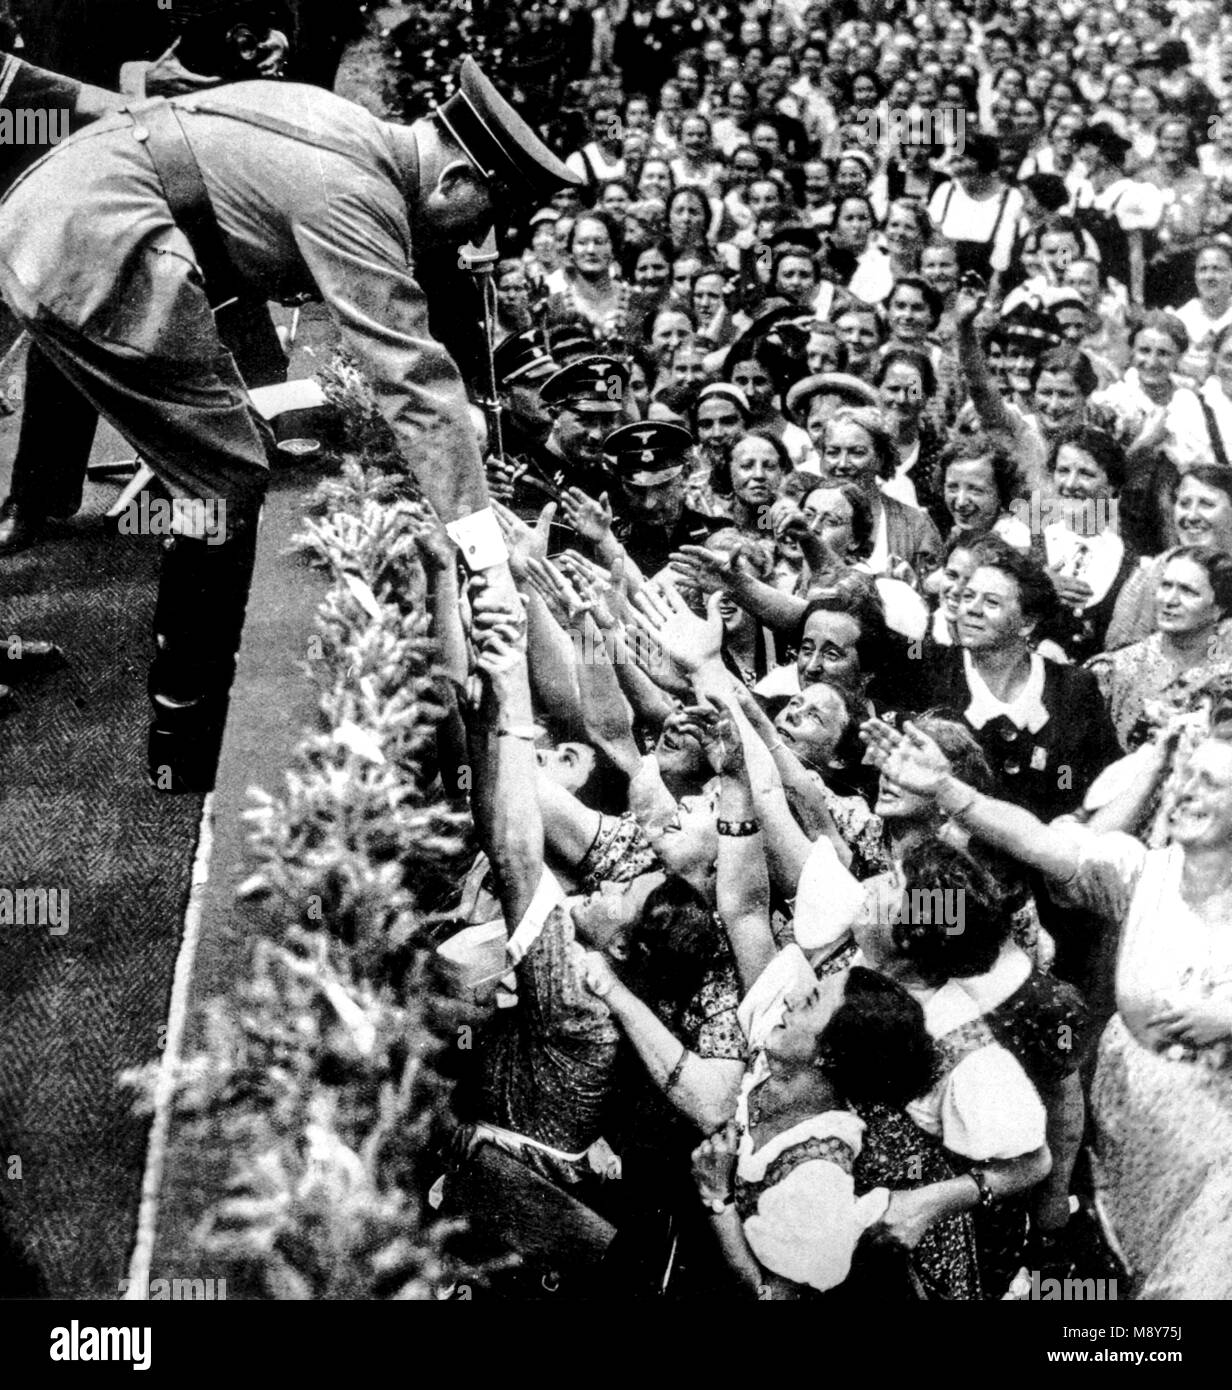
xmin=1059 ymin=830 xmax=1232 ymax=1298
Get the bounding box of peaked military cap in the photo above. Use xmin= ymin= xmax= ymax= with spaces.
xmin=540 ymin=355 xmax=629 ymax=409
xmin=605 ymin=421 xmax=694 ymax=487
xmin=991 ymin=301 xmax=1064 ymax=350
xmin=435 ymin=58 xmax=582 ymax=205
xmin=494 ymin=328 xmax=556 ymax=386
xmin=545 ymin=320 xmax=600 ymax=364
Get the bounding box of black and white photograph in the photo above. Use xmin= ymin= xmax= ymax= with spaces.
xmin=0 ymin=0 xmax=1227 ymax=1352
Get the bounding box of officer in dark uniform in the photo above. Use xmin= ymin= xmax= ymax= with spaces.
xmin=524 ymin=355 xmax=629 ymax=506
xmin=604 ymin=420 xmax=723 ymax=578
xmin=493 ymin=327 xmax=557 ymax=460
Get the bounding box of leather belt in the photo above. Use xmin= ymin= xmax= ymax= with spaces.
xmin=123 ymin=97 xmax=244 ymax=311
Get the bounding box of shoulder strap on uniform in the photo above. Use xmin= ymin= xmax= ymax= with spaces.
xmin=124 ymin=98 xmax=244 ymax=310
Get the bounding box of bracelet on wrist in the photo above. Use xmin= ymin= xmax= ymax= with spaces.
xmin=970 ymin=1169 xmax=996 ymax=1209
xmin=937 ymin=779 xmax=977 ymax=819
xmin=701 ymin=1192 xmax=735 ymax=1214
xmin=716 ymin=817 xmax=761 ymax=838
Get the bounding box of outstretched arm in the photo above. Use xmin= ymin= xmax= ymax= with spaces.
xmin=953 ymin=282 xmax=1013 ymax=437
xmin=467 ymin=586 xmax=542 ymax=932
xmin=584 ymin=955 xmax=745 ymax=1131
xmin=861 ymin=718 xmax=1082 ymax=882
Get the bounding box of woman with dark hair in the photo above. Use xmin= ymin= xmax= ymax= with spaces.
xmin=581 ymin=712 xmax=978 ymax=1299
xmin=723 ymin=340 xmax=809 ymax=462
xmin=875 ymin=346 xmax=947 ymax=525
xmin=827 ymin=193 xmax=893 ymax=305
xmin=667 ymin=184 xmax=714 ymax=260
xmin=937 ymin=434 xmax=1028 ymax=548
xmin=927 ymin=130 xmax=1025 ymax=292
xmin=955 ymin=273 xmax=1100 ymax=496
xmin=629 ymin=238 xmax=673 ymax=297
xmin=1088 ymin=548 xmax=1232 ymax=750
xmin=919 ymin=534 xmax=1121 ymax=821
xmin=1036 ymin=425 xmax=1139 ymax=663
xmin=709 ymin=430 xmax=791 ymax=535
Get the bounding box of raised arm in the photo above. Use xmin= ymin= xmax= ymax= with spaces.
xmin=861 ymin=718 xmax=1082 ymax=881
xmin=688 ymin=698 xmax=779 ymax=994
xmin=671 ymin=545 xmax=808 ymax=632
xmin=953 ymin=280 xmax=1014 ymax=437
xmin=467 ymin=585 xmax=542 ymax=932
xmin=582 ymin=954 xmax=745 ymax=1131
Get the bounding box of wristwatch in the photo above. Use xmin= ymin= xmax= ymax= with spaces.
xmin=703 ymin=1193 xmax=734 ymax=1214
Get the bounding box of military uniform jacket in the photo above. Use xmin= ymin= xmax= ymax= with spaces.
xmin=0 ymin=80 xmax=488 ymax=523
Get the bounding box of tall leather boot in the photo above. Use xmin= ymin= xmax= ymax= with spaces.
xmin=147 ymin=512 xmax=261 ymax=794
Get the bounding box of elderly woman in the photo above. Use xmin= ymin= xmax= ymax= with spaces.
xmin=816 ymin=407 xmax=942 ymax=580
xmin=1089 ymin=549 xmax=1232 ymax=751
xmin=863 ymin=716 xmax=1232 ymax=1298
xmin=1090 ymin=312 xmax=1204 ymax=470
xmin=1107 ymin=465 xmax=1232 ymax=650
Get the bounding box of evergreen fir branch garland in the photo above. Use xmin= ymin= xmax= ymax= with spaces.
xmin=124 ymin=350 xmax=480 ymax=1299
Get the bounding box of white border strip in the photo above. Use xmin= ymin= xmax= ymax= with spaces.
xmin=123 ymin=793 xmax=215 ymax=1301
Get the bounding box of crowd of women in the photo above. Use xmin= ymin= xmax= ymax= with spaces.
xmin=423 ymin=0 xmax=1232 ymax=1300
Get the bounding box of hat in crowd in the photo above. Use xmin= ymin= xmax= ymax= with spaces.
xmin=991 ymin=301 xmax=1064 ymax=350
xmin=785 ymin=372 xmax=879 ymax=423
xmin=836 ymin=148 xmax=876 ymax=179
xmin=494 ymin=328 xmax=556 ymax=386
xmin=529 ymin=207 xmax=561 ymax=227
xmin=540 ymin=354 xmax=629 ymax=410
xmin=605 ymin=421 xmax=694 ymax=486
xmin=1075 ymin=121 xmax=1132 ymax=167
xmin=767 ymin=224 xmax=822 ymax=256
xmin=435 ymin=57 xmax=582 ymax=205
xmin=1022 ymin=173 xmax=1069 ymax=213
xmin=1040 ymin=287 xmax=1089 ymax=315
xmin=544 ymin=320 xmax=599 ymax=364
xmin=698 ymin=382 xmax=750 ymax=415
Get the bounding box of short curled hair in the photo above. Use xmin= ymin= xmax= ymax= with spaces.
xmin=875 ymin=345 xmax=938 ymax=400
xmin=1165 ymin=546 xmax=1232 ymax=616
xmin=966 ymin=533 xmax=1062 ymax=631
xmin=821 ymin=406 xmax=900 ymax=481
xmin=803 ymin=480 xmax=875 ymax=561
xmin=892 ymin=839 xmax=1014 ymax=985
xmin=1131 ymin=309 xmax=1189 ymax=356
xmin=937 ymin=433 xmax=1020 ymax=512
xmin=1029 ymin=345 xmax=1098 ymax=398
xmin=1047 ymin=424 xmax=1129 ymax=493
xmin=799 ymin=579 xmax=893 ymax=678
xmin=818 ymin=966 xmax=938 ymax=1107
xmin=886 ymin=274 xmax=944 ymax=328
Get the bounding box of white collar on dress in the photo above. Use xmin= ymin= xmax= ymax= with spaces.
xmin=962 ymin=650 xmax=1050 ymax=734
